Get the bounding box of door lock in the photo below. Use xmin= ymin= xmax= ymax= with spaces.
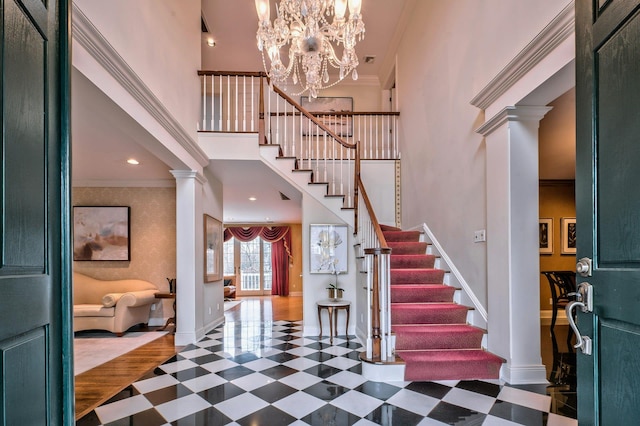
xmin=576 ymin=257 xmax=592 ymax=277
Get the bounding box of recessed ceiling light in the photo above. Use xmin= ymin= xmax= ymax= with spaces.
xmin=249 ymin=197 xmax=257 ymax=201
xmin=207 ymin=37 xmax=215 ymax=47
xmin=127 ymin=158 xmax=140 ymax=165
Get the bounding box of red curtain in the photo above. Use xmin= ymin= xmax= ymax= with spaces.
xmin=224 ymin=226 xmax=292 ymax=295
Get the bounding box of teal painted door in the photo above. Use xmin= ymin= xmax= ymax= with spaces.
xmin=0 ymin=0 xmax=72 ymax=424
xmin=576 ymin=0 xmax=640 ymax=423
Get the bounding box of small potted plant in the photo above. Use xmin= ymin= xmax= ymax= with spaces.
xmin=326 ymin=270 xmax=344 ymax=300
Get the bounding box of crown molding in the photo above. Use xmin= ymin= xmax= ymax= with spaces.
xmin=170 ymin=170 xmax=208 ymax=185
xmin=72 ymin=4 xmax=209 ymax=167
xmin=476 ymin=106 xmax=553 ymax=136
xmin=72 ymin=179 xmax=176 ymax=188
xmin=470 ymin=1 xmax=575 ymax=110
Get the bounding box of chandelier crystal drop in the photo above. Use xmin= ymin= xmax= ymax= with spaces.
xmin=255 ymin=0 xmax=365 ymax=98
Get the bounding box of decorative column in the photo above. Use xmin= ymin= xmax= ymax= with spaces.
xmin=476 ymin=106 xmax=552 ymax=384
xmin=170 ymin=170 xmax=206 ymax=346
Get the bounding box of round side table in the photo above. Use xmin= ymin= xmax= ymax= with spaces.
xmin=317 ymin=299 xmax=350 ymax=344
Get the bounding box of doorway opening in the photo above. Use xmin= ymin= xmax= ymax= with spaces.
xmin=224 ymin=236 xmax=273 ymax=296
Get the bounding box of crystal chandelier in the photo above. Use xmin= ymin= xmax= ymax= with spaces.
xmin=255 ymin=0 xmax=365 ymax=98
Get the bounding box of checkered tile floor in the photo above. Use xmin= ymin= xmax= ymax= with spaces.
xmin=77 ymin=320 xmax=577 ymax=425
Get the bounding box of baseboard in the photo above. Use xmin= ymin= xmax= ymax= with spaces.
xmin=500 ymin=363 xmax=549 ymax=385
xmin=540 ymin=310 xmax=569 ymax=326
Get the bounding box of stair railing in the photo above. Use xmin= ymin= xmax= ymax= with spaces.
xmin=263 ymin=84 xmax=357 ymax=207
xmin=355 ymin=146 xmax=393 ymax=362
xmin=197 ymin=71 xmax=266 ymax=133
xmin=198 ymin=71 xmax=400 ymax=153
xmin=199 ymin=71 xmax=396 ymax=361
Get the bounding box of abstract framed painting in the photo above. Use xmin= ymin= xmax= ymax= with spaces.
xmin=73 ymin=206 xmax=130 ymax=261
xmin=301 ymin=96 xmax=353 ymax=137
xmin=204 ymin=214 xmax=223 ymax=282
xmin=309 ymin=224 xmax=348 ymax=273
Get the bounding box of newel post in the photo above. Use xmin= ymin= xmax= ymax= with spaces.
xmin=363 ymin=247 xmax=392 ymax=362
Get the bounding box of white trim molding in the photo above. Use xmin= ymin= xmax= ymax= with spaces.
xmin=409 ymin=223 xmax=488 ymax=324
xmin=470 ymin=1 xmax=575 ymax=110
xmin=72 ymin=3 xmax=209 ymax=168
xmin=476 ymin=106 xmax=554 ymax=137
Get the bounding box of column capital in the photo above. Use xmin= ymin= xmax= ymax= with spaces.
xmin=170 ymin=169 xmax=207 ymax=184
xmin=476 ymin=106 xmax=553 ymax=137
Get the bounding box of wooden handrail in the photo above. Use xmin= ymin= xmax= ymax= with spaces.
xmin=356 ymin=175 xmax=389 ymax=249
xmin=306 ymin=111 xmax=400 ymax=116
xmin=266 ymin=111 xmax=399 ymax=117
xmin=198 ymin=70 xmax=267 ymax=77
xmin=269 ymin=85 xmax=356 ymax=150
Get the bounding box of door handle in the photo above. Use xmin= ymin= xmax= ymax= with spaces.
xmin=565 ymin=282 xmax=593 ymax=355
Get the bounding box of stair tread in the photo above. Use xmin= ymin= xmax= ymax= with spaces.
xmin=392 ymin=303 xmax=468 ymax=308
xmin=397 ymin=348 xmax=505 ymax=362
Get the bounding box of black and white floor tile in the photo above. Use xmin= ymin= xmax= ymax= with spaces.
xmin=77 ymin=320 xmax=578 ymax=425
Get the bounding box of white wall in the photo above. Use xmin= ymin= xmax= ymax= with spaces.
xmin=396 ymin=0 xmax=572 ymax=308
xmin=74 ymin=0 xmax=201 ymax=139
xmin=302 ymin=195 xmax=358 ymax=337
xmin=201 ymin=169 xmax=225 ymax=332
xmin=312 ymin=81 xmax=382 ymax=111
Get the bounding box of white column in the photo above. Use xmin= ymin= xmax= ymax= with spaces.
xmin=477 ymin=106 xmax=552 ymax=384
xmin=171 ymin=170 xmax=205 ymax=346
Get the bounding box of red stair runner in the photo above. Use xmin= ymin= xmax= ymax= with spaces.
xmin=386 ymin=229 xmax=504 ymax=381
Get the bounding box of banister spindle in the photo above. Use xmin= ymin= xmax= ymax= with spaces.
xmin=219 ymin=75 xmax=223 ymax=131
xmin=210 ymin=75 xmax=214 ymax=131
xmin=202 ymin=75 xmax=206 ymax=131
xmin=235 ymin=75 xmax=238 ymax=132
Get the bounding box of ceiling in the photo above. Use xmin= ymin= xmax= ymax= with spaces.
xmin=71 ymin=0 xmax=409 ymax=223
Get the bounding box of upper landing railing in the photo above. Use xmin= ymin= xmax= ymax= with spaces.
xmin=197 ymin=71 xmax=400 ymax=161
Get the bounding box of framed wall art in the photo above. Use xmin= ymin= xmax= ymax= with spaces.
xmin=310 ymin=224 xmax=348 ymax=273
xmin=301 ymin=96 xmax=353 ymax=137
xmin=539 ymin=218 xmax=553 ymax=254
xmin=73 ymin=206 xmax=130 ymax=261
xmin=561 ymin=217 xmax=577 ymax=255
xmin=204 ymin=214 xmax=223 ymax=282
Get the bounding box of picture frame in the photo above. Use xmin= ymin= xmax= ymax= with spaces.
xmin=310 ymin=224 xmax=348 ymax=273
xmin=300 ymin=96 xmax=353 ymax=137
xmin=561 ymin=217 xmax=577 ymax=255
xmin=73 ymin=206 xmax=130 ymax=261
xmin=539 ymin=218 xmax=553 ymax=254
xmin=204 ymin=214 xmax=223 ymax=282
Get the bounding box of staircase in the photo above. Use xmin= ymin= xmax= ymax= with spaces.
xmin=382 ymin=224 xmax=504 ymax=381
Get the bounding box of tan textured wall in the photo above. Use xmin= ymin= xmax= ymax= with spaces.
xmin=72 ymin=187 xmax=176 ymax=292
xmin=538 ymin=182 xmax=576 ymax=310
xmin=289 ymin=224 xmax=303 ymax=294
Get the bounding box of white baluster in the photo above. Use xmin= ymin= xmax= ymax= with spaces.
xmin=251 ymin=76 xmax=255 ymax=132
xmin=376 ymin=114 xmax=380 ymax=160
xmin=202 ymin=75 xmax=207 ymax=131
xmin=276 ymin=96 xmax=280 ymax=144
xmin=323 ymin=133 xmax=327 ymax=183
xmin=243 ymin=75 xmax=247 ymax=132
xmin=210 ymin=75 xmax=214 ymax=131
xmin=226 ymin=76 xmax=231 ymax=131
xmin=218 ymin=75 xmax=222 ymax=131
xmin=235 ymin=75 xmax=238 ymax=132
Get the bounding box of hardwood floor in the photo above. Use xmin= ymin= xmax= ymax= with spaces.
xmin=74 ymin=296 xmax=303 ymax=420
xmin=75 ymin=332 xmax=178 ymax=419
